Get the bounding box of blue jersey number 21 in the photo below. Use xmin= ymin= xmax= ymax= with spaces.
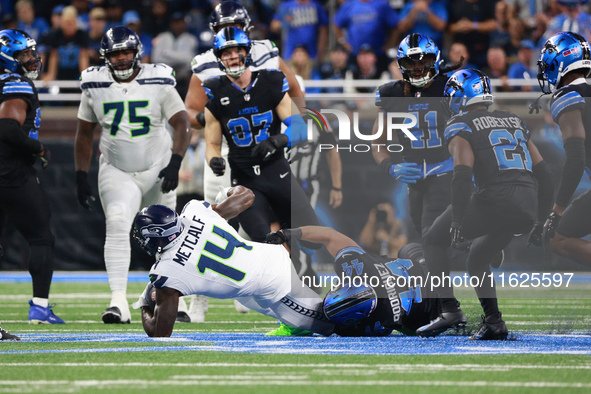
xmin=489 ymin=128 xmax=532 ymax=171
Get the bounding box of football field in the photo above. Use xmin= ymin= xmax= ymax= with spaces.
xmin=1 ymin=273 xmax=591 ymax=393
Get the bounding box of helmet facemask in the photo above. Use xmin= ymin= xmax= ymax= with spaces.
xmin=399 ymin=52 xmax=439 ymax=88
xmin=219 ymin=46 xmax=249 ymax=78
xmin=104 ymin=49 xmax=140 ymax=80
xmin=15 ymin=45 xmax=41 ymax=80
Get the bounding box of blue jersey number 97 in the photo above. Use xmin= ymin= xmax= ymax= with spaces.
xmin=227 ymin=110 xmax=273 ymax=146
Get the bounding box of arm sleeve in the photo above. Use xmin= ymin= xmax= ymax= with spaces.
xmin=556 ymin=137 xmax=586 ymax=207
xmin=0 ymin=118 xmax=42 ymax=154
xmin=532 ymin=160 xmax=555 ymax=222
xmin=451 ymin=164 xmax=473 ymax=224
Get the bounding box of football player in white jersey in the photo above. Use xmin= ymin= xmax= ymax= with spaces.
xmin=184 ymin=1 xmax=305 ymax=318
xmin=75 ymin=26 xmax=191 ymax=324
xmin=132 ymin=186 xmax=334 ymax=337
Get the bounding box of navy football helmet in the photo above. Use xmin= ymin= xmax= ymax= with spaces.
xmin=397 ymin=33 xmax=441 ymax=88
xmin=537 ymin=31 xmax=591 ymax=93
xmin=323 ymin=283 xmax=378 ymax=326
xmin=0 ymin=29 xmax=41 ymax=79
xmin=444 ymin=69 xmax=494 ymax=115
xmin=209 ymin=1 xmax=251 ymax=34
xmin=100 ymin=26 xmax=143 ymax=80
xmin=213 ymin=27 xmax=252 ymax=78
xmin=132 ymin=205 xmax=184 ymax=256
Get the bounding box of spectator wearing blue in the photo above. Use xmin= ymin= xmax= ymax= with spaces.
xmin=271 ymin=0 xmax=328 ymax=62
xmin=397 ymin=0 xmax=448 ymax=50
xmin=333 ymin=0 xmax=398 ymax=64
xmin=507 ymin=39 xmax=536 ymax=92
xmin=123 ymin=10 xmax=153 ymax=63
xmin=539 ymin=0 xmax=591 ymax=48
xmin=15 ymin=0 xmax=49 ymax=42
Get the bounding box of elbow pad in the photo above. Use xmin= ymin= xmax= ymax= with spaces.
xmin=283 ymin=115 xmax=307 ymax=147
xmin=556 ymin=138 xmax=586 ymax=207
xmin=451 ymin=165 xmax=473 ymax=224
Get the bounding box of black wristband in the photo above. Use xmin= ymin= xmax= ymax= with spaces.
xmin=331 ymin=186 xmax=342 ymax=191
xmin=169 ymin=153 xmax=183 ymax=169
xmin=196 ymin=111 xmax=205 ymax=127
xmin=76 ymin=170 xmax=88 ymax=184
xmin=379 ymin=158 xmax=393 ymax=174
xmin=270 ymin=134 xmax=289 ymax=149
xmin=289 ymin=228 xmax=303 ymax=241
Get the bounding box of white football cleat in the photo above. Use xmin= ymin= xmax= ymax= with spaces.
xmin=102 ymin=294 xmax=131 ymax=324
xmin=188 ymin=295 xmax=208 ymax=323
xmin=234 ymin=299 xmax=250 ymax=314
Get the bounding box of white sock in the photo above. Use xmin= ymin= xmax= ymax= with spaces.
xmin=110 ymin=290 xmax=127 ymax=307
xmin=32 ymin=297 xmax=49 ymax=308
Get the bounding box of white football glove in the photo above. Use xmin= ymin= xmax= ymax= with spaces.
xmin=215 ymin=185 xmax=232 ymax=204
xmin=132 ymin=282 xmax=155 ymax=310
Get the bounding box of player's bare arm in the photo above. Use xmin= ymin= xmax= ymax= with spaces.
xmin=74 ymin=119 xmax=98 ymax=173
xmin=184 ymin=74 xmax=207 ymax=129
xmin=325 ymin=147 xmax=343 ymax=208
xmin=0 ymin=97 xmax=27 ymax=124
xmin=212 ymin=185 xmax=255 ymax=220
xmin=448 ymin=135 xmax=475 ymax=168
xmin=141 ymin=286 xmax=180 ymax=337
xmin=299 ymin=226 xmax=359 ymax=257
xmin=278 ymin=56 xmax=304 ymax=99
xmin=0 ymin=98 xmax=45 ymax=155
xmin=168 ymin=110 xmax=192 ymax=157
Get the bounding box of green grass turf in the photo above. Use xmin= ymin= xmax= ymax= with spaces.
xmin=1 ymin=280 xmax=590 ymax=393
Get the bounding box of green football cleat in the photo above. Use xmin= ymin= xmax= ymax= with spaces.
xmin=265 ymin=323 xmax=313 ymax=337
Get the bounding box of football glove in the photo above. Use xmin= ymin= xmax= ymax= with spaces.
xmin=251 ymin=135 xmax=289 ymax=161
xmin=37 ymin=143 xmax=51 ymax=169
xmin=75 ymin=170 xmax=95 ymax=210
xmin=210 ymin=157 xmax=226 ymax=176
xmin=527 ymin=223 xmax=544 ymax=247
xmin=389 ymin=162 xmax=422 ymax=184
xmin=265 ymin=228 xmax=302 ymax=248
xmin=132 ymin=282 xmax=156 ymax=310
xmin=158 ymin=154 xmax=183 ymax=193
xmin=450 ymin=221 xmax=465 ymax=248
xmin=543 ymin=212 xmax=561 ymax=244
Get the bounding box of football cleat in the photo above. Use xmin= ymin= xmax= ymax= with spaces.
xmin=234 ymin=299 xmax=250 ymax=314
xmin=101 ymin=306 xmax=130 ymax=324
xmin=490 ymin=250 xmax=505 ymax=269
xmin=265 ymin=323 xmax=313 ymax=337
xmin=188 ymin=295 xmax=208 ymax=323
xmin=470 ymin=314 xmax=511 ymax=340
xmin=28 ymin=301 xmax=65 ymax=324
xmin=0 ymin=326 xmax=20 ymax=341
xmin=176 ymin=311 xmax=191 ymax=323
xmin=416 ymin=310 xmax=466 ymax=337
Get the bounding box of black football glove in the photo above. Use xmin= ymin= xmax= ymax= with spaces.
xmin=265 ymin=229 xmax=289 ymax=245
xmin=251 ymin=134 xmax=289 ymax=161
xmin=450 ymin=221 xmax=465 ymax=249
xmin=158 ymin=154 xmax=183 ymax=193
xmin=37 ymin=143 xmax=51 ymax=169
xmin=210 ymin=157 xmax=226 ymax=177
xmin=527 ymin=223 xmax=544 ymax=247
xmin=543 ymin=212 xmax=561 ymax=244
xmin=75 ymin=170 xmax=95 ymax=210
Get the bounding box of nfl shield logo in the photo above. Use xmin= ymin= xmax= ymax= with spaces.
xmin=244 ymin=94 xmax=250 ymax=101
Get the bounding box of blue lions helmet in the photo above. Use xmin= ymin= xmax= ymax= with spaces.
xmin=444 ymin=69 xmax=494 ymax=115
xmin=213 ymin=26 xmax=252 ymax=78
xmin=323 ymin=283 xmax=378 ymax=326
xmin=209 ymin=1 xmax=251 ymax=34
xmin=397 ymin=33 xmax=441 ymax=88
xmin=537 ymin=31 xmax=591 ymax=93
xmin=0 ymin=29 xmax=41 ymax=79
xmin=100 ymin=26 xmax=143 ymax=80
xmin=132 ymin=205 xmax=184 ymax=256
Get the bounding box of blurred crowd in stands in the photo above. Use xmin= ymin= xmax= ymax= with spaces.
xmin=2 ymin=0 xmax=589 ymax=96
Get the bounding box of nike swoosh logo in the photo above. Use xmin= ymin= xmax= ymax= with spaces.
xmin=280 ymin=172 xmax=289 ymax=178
